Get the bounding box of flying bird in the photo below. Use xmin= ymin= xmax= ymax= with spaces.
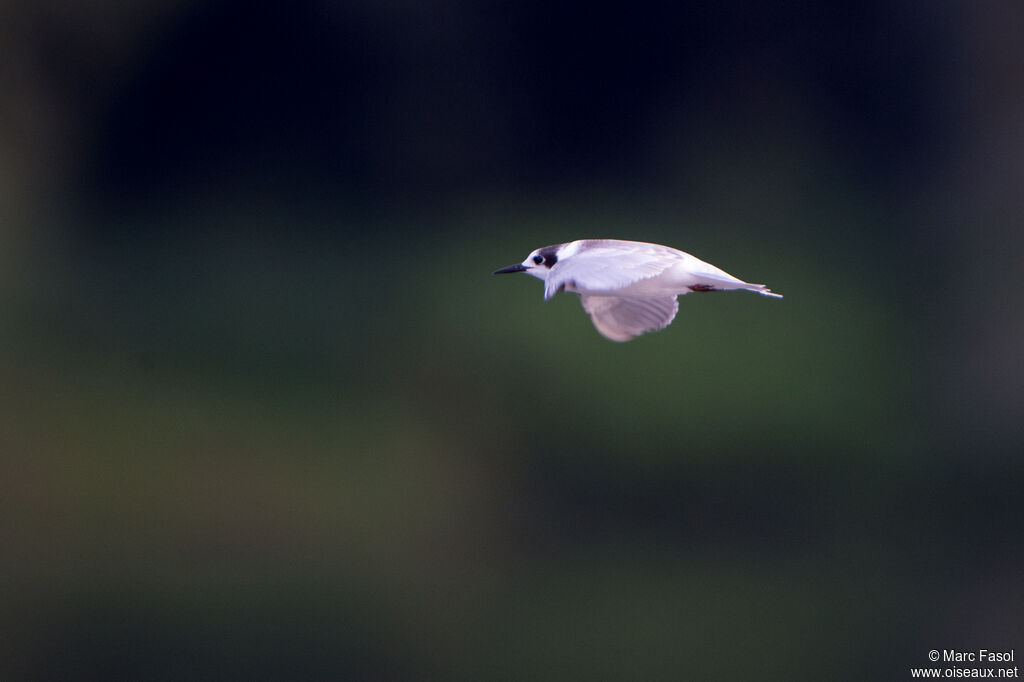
xmin=493 ymin=239 xmax=782 ymax=342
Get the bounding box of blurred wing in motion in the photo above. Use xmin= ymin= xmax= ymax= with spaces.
xmin=579 ymin=295 xmax=679 ymax=342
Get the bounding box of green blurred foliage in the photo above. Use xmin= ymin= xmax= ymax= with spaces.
xmin=3 ymin=189 xmax=1017 ymax=680
xmin=1 ymin=1 xmax=1022 ymax=680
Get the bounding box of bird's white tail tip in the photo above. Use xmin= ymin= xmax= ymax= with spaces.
xmin=755 ymin=286 xmax=783 ymax=299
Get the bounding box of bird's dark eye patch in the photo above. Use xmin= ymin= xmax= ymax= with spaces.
xmin=532 ymin=255 xmax=543 ymax=265
xmin=537 ymin=245 xmax=559 ymax=268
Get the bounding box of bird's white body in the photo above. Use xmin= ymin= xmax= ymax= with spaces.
xmin=494 ymin=239 xmax=781 ymax=342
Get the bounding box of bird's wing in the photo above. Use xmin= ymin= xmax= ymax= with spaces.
xmin=579 ymin=295 xmax=679 ymax=342
xmin=544 ymin=240 xmax=682 ymax=299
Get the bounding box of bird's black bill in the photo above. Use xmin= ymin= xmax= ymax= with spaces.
xmin=493 ymin=264 xmax=528 ymax=274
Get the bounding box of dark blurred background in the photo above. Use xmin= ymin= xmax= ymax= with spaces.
xmin=2 ymin=1 xmax=1022 ymax=679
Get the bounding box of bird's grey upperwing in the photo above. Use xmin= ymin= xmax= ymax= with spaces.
xmin=543 ymin=240 xmax=684 ymax=300
xmin=579 ymin=295 xmax=679 ymax=342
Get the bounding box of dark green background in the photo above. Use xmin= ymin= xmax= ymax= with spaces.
xmin=2 ymin=1 xmax=1021 ymax=679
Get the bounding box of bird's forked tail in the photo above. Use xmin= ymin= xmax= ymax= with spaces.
xmin=751 ymin=284 xmax=783 ymax=299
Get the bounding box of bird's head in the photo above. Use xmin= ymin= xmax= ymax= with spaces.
xmin=492 ymin=244 xmax=564 ymax=281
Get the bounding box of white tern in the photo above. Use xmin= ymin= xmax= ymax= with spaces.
xmin=494 ymin=239 xmax=782 ymax=342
